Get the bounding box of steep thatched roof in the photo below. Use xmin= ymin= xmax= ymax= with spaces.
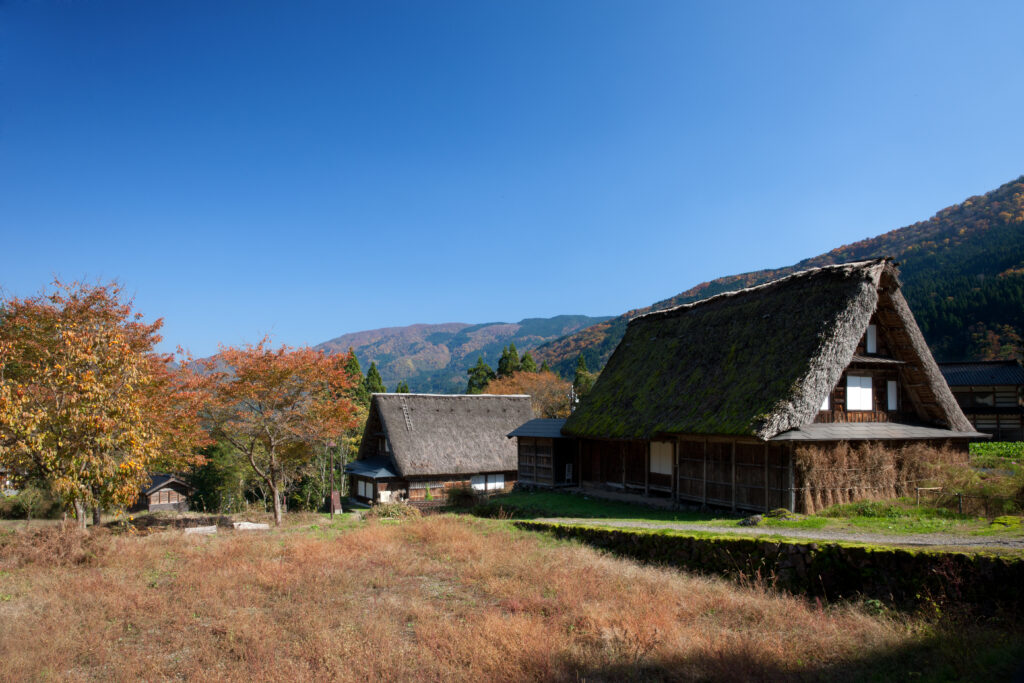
xmin=563 ymin=259 xmax=973 ymax=441
xmin=357 ymin=394 xmax=533 ymax=477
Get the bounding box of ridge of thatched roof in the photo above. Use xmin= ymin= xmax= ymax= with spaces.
xmin=359 ymin=393 xmax=533 ymax=477
xmin=562 ymin=259 xmax=973 ymax=441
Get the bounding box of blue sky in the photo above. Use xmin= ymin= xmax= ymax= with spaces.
xmin=2 ymin=1 xmax=1023 ymax=357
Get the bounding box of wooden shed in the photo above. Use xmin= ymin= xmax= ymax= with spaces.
xmin=345 ymin=393 xmax=533 ymax=505
xmin=135 ymin=474 xmax=193 ymax=513
xmin=508 ymin=418 xmax=578 ymax=488
xmin=562 ymin=259 xmax=986 ymax=513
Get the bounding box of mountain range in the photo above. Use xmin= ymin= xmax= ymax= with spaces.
xmin=319 ymin=175 xmax=1024 ymax=391
xmin=314 ymin=316 xmax=610 ymax=393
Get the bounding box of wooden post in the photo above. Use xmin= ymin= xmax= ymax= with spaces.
xmin=621 ymin=443 xmax=626 ymax=488
xmin=787 ymin=444 xmax=796 ymax=512
xmin=730 ymin=441 xmax=737 ymax=512
xmin=673 ymin=438 xmax=679 ymax=502
xmin=644 ymin=441 xmax=650 ymax=497
xmin=702 ymin=439 xmax=708 ymax=507
xmin=763 ymin=443 xmax=770 ymax=513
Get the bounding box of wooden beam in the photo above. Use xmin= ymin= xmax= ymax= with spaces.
xmin=764 ymin=443 xmax=770 ymax=513
xmin=787 ymin=444 xmax=796 ymax=512
xmin=702 ymin=439 xmax=708 ymax=508
xmin=730 ymin=440 xmax=737 ymax=513
xmin=644 ymin=442 xmax=650 ymax=497
xmin=673 ymin=438 xmax=679 ymax=502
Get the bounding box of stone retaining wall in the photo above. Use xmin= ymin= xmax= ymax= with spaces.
xmin=514 ymin=521 xmax=1024 ymax=612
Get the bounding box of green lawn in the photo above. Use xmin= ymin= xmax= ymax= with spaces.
xmin=483 ymin=489 xmax=1024 ymax=538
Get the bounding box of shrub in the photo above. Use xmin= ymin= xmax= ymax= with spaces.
xmin=970 ymin=442 xmax=1024 ymax=462
xmin=364 ymin=502 xmax=421 ymax=520
xmin=0 ymin=487 xmax=63 ymax=521
xmin=445 ymin=485 xmax=479 ymax=509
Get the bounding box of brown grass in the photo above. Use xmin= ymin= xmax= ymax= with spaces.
xmin=0 ymin=516 xmax=1016 ymax=681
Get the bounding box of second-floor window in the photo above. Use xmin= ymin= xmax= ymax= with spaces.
xmin=847 ymin=375 xmax=873 ymax=411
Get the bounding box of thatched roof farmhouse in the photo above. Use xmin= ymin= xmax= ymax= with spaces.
xmin=346 ymin=393 xmax=533 ymax=504
xmin=550 ymin=259 xmax=984 ymax=512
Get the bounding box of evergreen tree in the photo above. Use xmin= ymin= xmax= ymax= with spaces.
xmin=394 ymin=380 xmax=410 ymax=393
xmin=539 ymin=360 xmax=551 ymax=374
xmin=497 ymin=343 xmax=522 ymax=378
xmin=363 ymin=362 xmax=386 ymax=394
xmin=466 ymin=356 xmax=496 ymax=394
xmin=572 ymin=355 xmax=597 ymax=403
xmin=521 ymin=351 xmax=538 ymax=373
xmin=344 ymin=347 xmax=370 ymax=406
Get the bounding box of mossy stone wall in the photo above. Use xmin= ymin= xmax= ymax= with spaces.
xmin=515 ymin=522 xmax=1024 ymax=611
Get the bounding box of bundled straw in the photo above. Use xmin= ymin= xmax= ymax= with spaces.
xmin=794 ymin=442 xmax=962 ymax=514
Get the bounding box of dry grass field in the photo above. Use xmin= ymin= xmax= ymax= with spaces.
xmin=0 ymin=515 xmax=1021 ymax=681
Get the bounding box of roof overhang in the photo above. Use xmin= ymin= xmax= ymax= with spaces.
xmin=507 ymin=419 xmax=569 ymax=439
xmin=344 ymin=456 xmax=400 ymax=480
xmin=769 ymin=422 xmax=989 ymax=442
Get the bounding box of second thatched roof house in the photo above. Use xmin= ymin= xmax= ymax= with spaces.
xmin=559 ymin=259 xmax=985 ymax=513
xmin=346 ymin=393 xmax=533 ymax=505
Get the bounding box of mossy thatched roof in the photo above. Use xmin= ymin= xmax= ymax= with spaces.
xmin=562 ymin=259 xmax=972 ymax=441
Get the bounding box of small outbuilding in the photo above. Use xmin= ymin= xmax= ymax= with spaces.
xmin=939 ymin=360 xmax=1024 ymax=441
xmin=562 ymin=259 xmax=986 ymax=513
xmin=507 ymin=418 xmax=578 ymax=488
xmin=346 ymin=393 xmax=533 ymax=505
xmin=136 ymin=474 xmax=193 ymax=513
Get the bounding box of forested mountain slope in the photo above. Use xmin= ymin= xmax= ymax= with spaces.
xmin=534 ymin=176 xmax=1024 ymax=377
xmin=315 ymin=315 xmax=610 ymax=393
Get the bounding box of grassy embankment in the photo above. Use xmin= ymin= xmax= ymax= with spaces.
xmin=482 ymin=489 xmax=1024 ymax=540
xmin=1 ymin=514 xmax=1023 ymax=681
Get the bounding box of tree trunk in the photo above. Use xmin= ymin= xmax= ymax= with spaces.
xmin=271 ymin=486 xmax=283 ymax=526
xmin=92 ymin=506 xmax=102 ymax=526
xmin=73 ymin=500 xmax=88 ymax=531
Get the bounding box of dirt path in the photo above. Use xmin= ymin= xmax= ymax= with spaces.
xmin=534 ymin=517 xmax=1024 ymax=550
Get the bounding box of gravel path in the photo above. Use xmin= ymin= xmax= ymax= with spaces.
xmin=534 ymin=517 xmax=1024 ymax=550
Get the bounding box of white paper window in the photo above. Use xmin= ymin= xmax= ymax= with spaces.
xmin=866 ymin=325 xmax=877 ymax=354
xmin=887 ymin=380 xmax=898 ymax=411
xmin=821 ymin=393 xmax=830 ymax=411
xmin=487 ymin=474 xmax=504 ymax=491
xmin=847 ymin=375 xmax=873 ymax=411
xmin=471 ymin=475 xmax=486 ymax=491
xmin=650 ymin=441 xmax=674 ymax=475
xmin=564 ymin=463 xmax=573 ymax=482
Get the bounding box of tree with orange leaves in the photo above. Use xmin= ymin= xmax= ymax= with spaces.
xmin=484 ymin=370 xmax=571 ymax=418
xmin=0 ymin=280 xmax=208 ymax=529
xmin=198 ymin=340 xmax=359 ymax=525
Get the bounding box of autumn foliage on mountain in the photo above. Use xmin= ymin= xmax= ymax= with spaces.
xmin=534 ymin=175 xmax=1024 ymax=376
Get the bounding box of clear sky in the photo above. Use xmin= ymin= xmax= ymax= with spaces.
xmin=2 ymin=1 xmax=1023 ymax=357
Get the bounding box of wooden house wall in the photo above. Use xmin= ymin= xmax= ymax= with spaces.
xmin=518 ymin=437 xmax=578 ymax=487
xmin=950 ymin=385 xmax=1023 ymax=441
xmin=518 ymin=437 xmax=554 ymax=486
xmin=815 ymin=316 xmax=919 ymax=425
xmin=579 ymin=439 xmax=645 ymax=489
xmin=146 ymin=484 xmax=191 ymax=512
